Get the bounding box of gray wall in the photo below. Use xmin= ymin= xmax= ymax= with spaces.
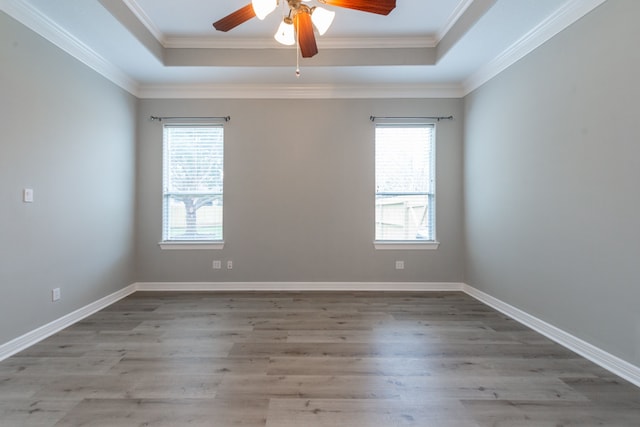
xmin=0 ymin=13 xmax=137 ymax=344
xmin=464 ymin=0 xmax=640 ymax=366
xmin=9 ymin=0 xmax=638 ymax=376
xmin=136 ymin=98 xmax=464 ymax=283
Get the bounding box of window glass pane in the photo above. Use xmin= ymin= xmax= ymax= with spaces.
xmin=375 ymin=194 xmax=433 ymax=240
xmin=163 ymin=125 xmax=223 ymax=241
xmin=376 ymin=127 xmax=432 ymax=194
xmin=164 ymin=194 xmax=223 ymax=240
xmin=375 ymin=124 xmax=435 ymax=241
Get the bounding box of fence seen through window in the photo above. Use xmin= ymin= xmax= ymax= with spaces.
xmin=375 ymin=124 xmax=435 ymax=242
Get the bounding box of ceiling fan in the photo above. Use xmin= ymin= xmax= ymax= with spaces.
xmin=213 ymin=0 xmax=397 ymax=58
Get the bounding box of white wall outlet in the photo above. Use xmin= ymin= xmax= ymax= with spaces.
xmin=23 ymin=188 xmax=34 ymax=203
xmin=52 ymin=287 xmax=61 ymax=302
xmin=212 ymin=260 xmax=222 ymax=269
xmin=395 ymin=260 xmax=405 ymax=270
xmin=227 ymin=260 xmax=233 ymax=270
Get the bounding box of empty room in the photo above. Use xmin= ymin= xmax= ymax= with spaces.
xmin=1 ymin=0 xmax=640 ymax=425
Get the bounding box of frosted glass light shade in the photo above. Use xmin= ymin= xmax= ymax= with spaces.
xmin=274 ymin=20 xmax=295 ymax=46
xmin=311 ymin=7 xmax=335 ymax=35
xmin=252 ymin=0 xmax=277 ymax=20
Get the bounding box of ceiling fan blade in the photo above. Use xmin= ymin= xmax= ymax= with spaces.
xmin=213 ymin=4 xmax=256 ymax=32
xmin=295 ymin=12 xmax=318 ymax=58
xmin=319 ymin=0 xmax=396 ymax=15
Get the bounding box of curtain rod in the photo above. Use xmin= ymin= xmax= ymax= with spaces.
xmin=150 ymin=116 xmax=231 ymax=122
xmin=370 ymin=115 xmax=454 ymax=122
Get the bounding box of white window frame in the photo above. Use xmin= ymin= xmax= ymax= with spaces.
xmin=374 ymin=120 xmax=439 ymax=250
xmin=159 ymin=122 xmax=225 ymax=250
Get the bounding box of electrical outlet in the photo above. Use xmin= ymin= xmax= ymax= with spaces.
xmin=395 ymin=260 xmax=405 ymax=270
xmin=212 ymin=260 xmax=221 ymax=269
xmin=227 ymin=260 xmax=233 ymax=270
xmin=52 ymin=287 xmax=61 ymax=301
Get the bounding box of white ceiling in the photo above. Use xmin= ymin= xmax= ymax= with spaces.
xmin=2 ymin=0 xmax=606 ymax=98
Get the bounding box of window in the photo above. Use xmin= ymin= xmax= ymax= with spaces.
xmin=162 ymin=124 xmax=224 ymax=247
xmin=375 ymin=123 xmax=437 ymax=247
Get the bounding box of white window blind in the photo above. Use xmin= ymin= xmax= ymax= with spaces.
xmin=375 ymin=124 xmax=435 ymax=242
xmin=162 ymin=124 xmax=224 ymax=242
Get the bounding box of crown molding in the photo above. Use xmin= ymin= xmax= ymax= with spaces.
xmin=2 ymin=0 xmax=609 ymax=100
xmin=163 ymin=36 xmax=438 ymax=50
xmin=463 ymin=0 xmax=608 ymax=95
xmin=123 ymin=0 xmax=437 ymax=50
xmin=121 ymin=0 xmax=164 ymax=43
xmin=1 ymin=0 xmax=139 ymax=96
xmin=137 ymin=83 xmax=466 ymax=100
xmin=437 ymin=0 xmax=475 ymax=42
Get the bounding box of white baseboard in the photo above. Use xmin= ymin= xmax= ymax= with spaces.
xmin=2 ymin=281 xmax=639 ymax=389
xmin=133 ymin=281 xmax=465 ymax=292
xmin=0 ymin=284 xmax=137 ymax=362
xmin=0 ymin=282 xmax=461 ymax=361
xmin=463 ymin=284 xmax=640 ymax=388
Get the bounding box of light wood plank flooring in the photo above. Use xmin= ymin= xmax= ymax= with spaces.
xmin=1 ymin=291 xmax=639 ymax=426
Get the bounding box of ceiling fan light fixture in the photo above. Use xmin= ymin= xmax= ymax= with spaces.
xmin=252 ymin=0 xmax=277 ymax=20
xmin=213 ymin=0 xmax=396 ymax=58
xmin=310 ymin=6 xmax=335 ymax=36
xmin=274 ymin=19 xmax=296 ymax=45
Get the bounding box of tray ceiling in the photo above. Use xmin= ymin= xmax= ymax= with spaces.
xmin=1 ymin=0 xmax=606 ymax=97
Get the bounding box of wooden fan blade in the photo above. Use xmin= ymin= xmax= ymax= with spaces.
xmin=213 ymin=4 xmax=256 ymax=32
xmin=295 ymin=12 xmax=318 ymax=58
xmin=319 ymin=0 xmax=396 ymax=15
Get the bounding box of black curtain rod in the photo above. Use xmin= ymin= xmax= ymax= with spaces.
xmin=150 ymin=116 xmax=231 ymax=122
xmin=370 ymin=115 xmax=454 ymax=122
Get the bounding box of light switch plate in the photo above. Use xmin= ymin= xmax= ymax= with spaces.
xmin=23 ymin=188 xmax=34 ymax=203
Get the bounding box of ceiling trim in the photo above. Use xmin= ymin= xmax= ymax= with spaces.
xmin=463 ymin=0 xmax=608 ymax=95
xmin=163 ymin=36 xmax=438 ymax=50
xmin=437 ymin=0 xmax=497 ymax=62
xmin=2 ymin=0 xmax=609 ymax=100
xmin=436 ymin=0 xmax=475 ymax=42
xmin=1 ymin=0 xmax=139 ymax=95
xmin=137 ymin=83 xmax=466 ymax=100
xmin=124 ymin=0 xmax=439 ymax=50
xmin=163 ymin=46 xmax=436 ymax=67
xmin=121 ymin=0 xmax=164 ymax=43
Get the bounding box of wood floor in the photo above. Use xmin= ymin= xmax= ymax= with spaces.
xmin=1 ymin=291 xmax=639 ymax=426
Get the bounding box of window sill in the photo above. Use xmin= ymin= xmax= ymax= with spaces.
xmin=159 ymin=241 xmax=224 ymax=250
xmin=374 ymin=241 xmax=440 ymax=250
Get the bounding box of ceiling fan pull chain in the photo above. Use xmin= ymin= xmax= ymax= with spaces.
xmin=295 ymin=19 xmax=301 ymax=77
